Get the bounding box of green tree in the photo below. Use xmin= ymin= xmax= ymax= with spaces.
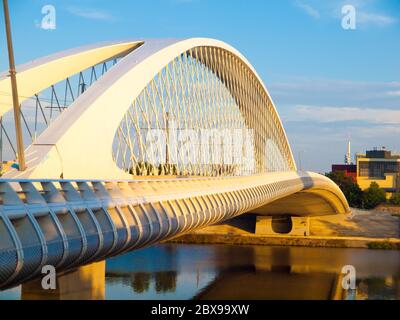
xmin=326 ymin=171 xmax=363 ymax=208
xmin=390 ymin=192 xmax=400 ymax=205
xmin=362 ymin=182 xmax=387 ymax=209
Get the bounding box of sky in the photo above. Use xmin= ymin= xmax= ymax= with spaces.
xmin=0 ymin=0 xmax=399 ymax=173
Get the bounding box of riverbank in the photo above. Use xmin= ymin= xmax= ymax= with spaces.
xmin=168 ymin=232 xmax=400 ymax=249
xmin=167 ymin=208 xmax=400 ymax=250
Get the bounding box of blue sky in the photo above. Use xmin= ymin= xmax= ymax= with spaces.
xmin=0 ymin=0 xmax=399 ymax=172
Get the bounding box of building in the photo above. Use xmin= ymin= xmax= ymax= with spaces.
xmin=356 ymin=148 xmax=400 ymax=197
xmin=331 ymin=140 xmax=357 ymax=182
xmin=332 ymin=164 xmax=357 ymax=182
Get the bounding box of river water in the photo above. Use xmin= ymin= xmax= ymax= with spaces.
xmin=1 ymin=244 xmax=399 ymax=300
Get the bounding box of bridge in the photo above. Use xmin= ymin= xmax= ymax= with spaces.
xmin=0 ymin=38 xmax=349 ymax=290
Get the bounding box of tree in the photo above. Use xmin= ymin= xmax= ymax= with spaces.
xmin=390 ymin=192 xmax=400 ymax=205
xmin=362 ymin=182 xmax=387 ymax=209
xmin=326 ymin=171 xmax=363 ymax=208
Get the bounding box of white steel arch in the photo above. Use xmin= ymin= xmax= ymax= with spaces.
xmin=0 ymin=40 xmax=142 ymax=117
xmin=3 ymin=38 xmax=296 ymax=180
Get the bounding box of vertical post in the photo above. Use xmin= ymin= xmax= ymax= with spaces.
xmin=298 ymin=150 xmax=303 ymax=172
xmin=0 ymin=117 xmax=3 ymax=174
xmin=165 ymin=111 xmax=169 ymax=167
xmin=2 ymin=0 xmax=26 ymax=171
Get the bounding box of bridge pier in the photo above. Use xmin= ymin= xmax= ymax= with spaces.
xmin=171 ymin=214 xmax=310 ymax=237
xmin=255 ymin=216 xmax=310 ymax=237
xmin=21 ymin=261 xmax=105 ymax=300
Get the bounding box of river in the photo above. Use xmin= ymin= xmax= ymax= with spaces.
xmin=1 ymin=244 xmax=399 ymax=300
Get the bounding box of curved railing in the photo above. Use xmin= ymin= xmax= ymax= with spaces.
xmin=2 ymin=39 xmax=295 ymax=180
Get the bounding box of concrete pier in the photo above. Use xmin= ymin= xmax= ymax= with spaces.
xmin=255 ymin=216 xmax=310 ymax=236
xmin=168 ymin=209 xmax=400 ymax=249
xmin=21 ymin=261 xmax=105 ymax=300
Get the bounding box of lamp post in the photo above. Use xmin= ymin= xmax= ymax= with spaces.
xmin=2 ymin=0 xmax=26 ymax=171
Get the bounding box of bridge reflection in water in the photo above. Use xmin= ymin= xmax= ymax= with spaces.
xmin=6 ymin=244 xmax=400 ymax=300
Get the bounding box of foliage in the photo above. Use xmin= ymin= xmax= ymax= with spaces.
xmin=326 ymin=172 xmax=388 ymax=209
xmin=362 ymin=182 xmax=387 ymax=209
xmin=326 ymin=171 xmax=363 ymax=208
xmin=367 ymin=241 xmax=398 ymax=250
xmin=129 ymin=162 xmax=180 ymax=176
xmin=390 ymin=192 xmax=400 ymax=205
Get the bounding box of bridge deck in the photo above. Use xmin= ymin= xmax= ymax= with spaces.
xmin=0 ymin=172 xmax=349 ymax=289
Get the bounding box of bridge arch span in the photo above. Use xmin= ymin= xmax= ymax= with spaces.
xmin=4 ymin=38 xmax=295 ymax=180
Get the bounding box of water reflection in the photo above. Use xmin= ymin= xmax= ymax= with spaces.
xmin=104 ymin=245 xmax=216 ymax=300
xmin=0 ymin=244 xmax=399 ymax=300
xmin=132 ymin=273 xmax=151 ymax=293
xmin=357 ymin=277 xmax=400 ymax=300
xmin=104 ymin=244 xmax=400 ymax=300
xmin=107 ymin=271 xmax=177 ymax=294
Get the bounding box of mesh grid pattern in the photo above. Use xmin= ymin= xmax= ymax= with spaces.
xmin=0 ymin=248 xmax=17 ymax=283
xmin=113 ymin=46 xmax=295 ymax=177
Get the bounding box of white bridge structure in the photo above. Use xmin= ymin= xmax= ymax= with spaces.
xmin=0 ymin=39 xmax=349 ymax=289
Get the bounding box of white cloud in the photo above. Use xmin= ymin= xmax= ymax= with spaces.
xmin=387 ymin=91 xmax=400 ymax=97
xmin=337 ymin=1 xmax=397 ymax=27
xmin=269 ymin=77 xmax=400 ymax=111
xmin=288 ymin=105 xmax=400 ymax=124
xmin=67 ymin=7 xmax=115 ymax=21
xmin=356 ymin=125 xmax=400 ymax=138
xmin=292 ymin=0 xmax=397 ymax=27
xmin=358 ymin=12 xmax=397 ymax=27
xmin=271 ymin=78 xmax=400 ymax=92
xmin=295 ymin=0 xmax=320 ymax=19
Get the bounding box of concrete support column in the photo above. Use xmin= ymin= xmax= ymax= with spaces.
xmin=21 ymin=261 xmax=106 ymax=300
xmin=255 ymin=216 xmax=310 ymax=236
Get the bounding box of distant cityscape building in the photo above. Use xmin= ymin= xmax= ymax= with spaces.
xmin=332 ymin=164 xmax=357 ymax=181
xmin=331 ymin=144 xmax=400 ymax=196
xmin=356 ymin=147 xmax=400 ymax=197
xmin=331 ymin=140 xmax=357 ymax=182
